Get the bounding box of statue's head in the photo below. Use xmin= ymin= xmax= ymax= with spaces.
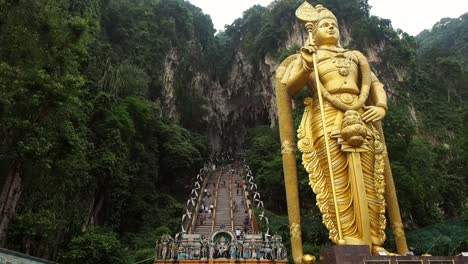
xmin=313 ymin=5 xmax=340 ymax=46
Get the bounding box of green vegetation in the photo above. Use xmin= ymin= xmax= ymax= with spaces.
xmin=0 ymin=0 xmax=208 ymax=262
xmin=0 ymin=0 xmax=466 ymax=262
xmin=63 ymin=227 xmax=126 ymax=264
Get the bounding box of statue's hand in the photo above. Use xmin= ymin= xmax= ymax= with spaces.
xmin=362 ymin=106 xmax=386 ymax=122
xmin=300 ymin=44 xmax=316 ymax=69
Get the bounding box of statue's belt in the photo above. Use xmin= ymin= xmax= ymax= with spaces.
xmin=318 ymin=92 xmax=360 ymax=107
xmin=335 ymin=93 xmax=358 ymax=106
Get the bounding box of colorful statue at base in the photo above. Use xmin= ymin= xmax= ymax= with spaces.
xmin=275 ymin=2 xmax=409 ymax=263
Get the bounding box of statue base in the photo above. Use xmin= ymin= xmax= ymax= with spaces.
xmin=320 ymin=245 xmax=370 ymax=264
xmin=155 ymin=260 xmax=288 ymax=264
xmin=319 ymin=245 xmax=467 ymax=264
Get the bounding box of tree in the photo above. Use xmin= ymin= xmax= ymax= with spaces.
xmin=0 ymin=0 xmax=93 ymax=245
xmin=63 ymin=227 xmax=126 ymax=264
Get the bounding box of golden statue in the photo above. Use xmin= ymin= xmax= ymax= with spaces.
xmin=275 ymin=2 xmax=409 ymax=262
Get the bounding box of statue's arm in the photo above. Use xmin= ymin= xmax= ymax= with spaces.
xmin=362 ymin=72 xmax=388 ymax=122
xmin=370 ymin=73 xmax=388 ymax=111
xmin=284 ymin=56 xmax=311 ymax=97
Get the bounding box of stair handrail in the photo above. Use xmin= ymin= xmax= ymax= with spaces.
xmin=229 ymin=173 xmax=234 ymax=233
xmin=242 ymin=161 xmax=270 ymax=235
xmin=211 ymin=169 xmax=222 ymax=234
xmin=181 ymin=164 xmax=211 ymax=234
xmin=188 ymin=168 xmax=211 ymax=233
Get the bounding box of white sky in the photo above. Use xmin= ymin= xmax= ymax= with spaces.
xmin=187 ymin=0 xmax=468 ymax=36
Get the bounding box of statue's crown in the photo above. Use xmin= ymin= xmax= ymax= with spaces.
xmin=295 ymin=2 xmax=341 ymax=45
xmin=315 ymin=5 xmax=337 ymax=22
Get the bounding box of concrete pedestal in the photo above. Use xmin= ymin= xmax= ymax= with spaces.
xmin=319 ymin=245 xmax=467 ymax=264
xmin=320 ymin=245 xmax=370 ymax=264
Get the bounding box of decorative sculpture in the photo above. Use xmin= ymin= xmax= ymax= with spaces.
xmin=275 ymin=2 xmax=409 ymax=263
xmin=157 ymin=234 xmax=174 ymax=260
xmin=209 ymin=241 xmax=215 ymax=259
xmin=217 ymin=235 xmax=229 ymax=258
xmin=236 ymin=240 xmax=243 ymax=259
xmin=264 ymin=241 xmax=272 ymax=260
xmin=171 ymin=239 xmax=178 ymax=260
xmin=177 ymin=241 xmax=186 ymax=260
xmin=230 ymin=242 xmax=236 ymax=259
xmin=200 ymin=235 xmax=208 ymax=259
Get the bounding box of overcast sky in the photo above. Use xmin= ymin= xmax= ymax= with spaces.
xmin=187 ymin=0 xmax=468 ymax=36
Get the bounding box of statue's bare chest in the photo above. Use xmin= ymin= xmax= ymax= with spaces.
xmin=316 ymin=50 xmax=359 ymax=79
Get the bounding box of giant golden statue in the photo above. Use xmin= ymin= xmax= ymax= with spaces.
xmin=275 ymin=2 xmax=409 ymax=263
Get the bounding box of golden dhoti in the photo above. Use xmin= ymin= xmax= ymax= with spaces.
xmin=298 ymin=96 xmax=387 ymax=247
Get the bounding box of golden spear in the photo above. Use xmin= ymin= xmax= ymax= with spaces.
xmin=295 ymin=1 xmax=346 ymax=245
xmin=275 ymin=65 xmax=303 ymax=264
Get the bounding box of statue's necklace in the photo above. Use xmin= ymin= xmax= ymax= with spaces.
xmin=324 ymin=50 xmax=352 ymax=76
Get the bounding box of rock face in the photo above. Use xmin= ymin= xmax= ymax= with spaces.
xmin=204 ymin=48 xmax=278 ymax=152
xmin=159 ymin=19 xmax=390 ymax=151
xmin=162 ymin=49 xmax=179 ymax=121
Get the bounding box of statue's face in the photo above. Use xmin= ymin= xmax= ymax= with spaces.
xmin=314 ymin=18 xmax=339 ymax=46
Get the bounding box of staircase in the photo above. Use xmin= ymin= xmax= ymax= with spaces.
xmin=191 ymin=162 xmax=254 ymax=239
xmin=231 ymin=165 xmax=250 ymax=235
xmin=192 ymin=167 xmax=220 ymax=237
xmin=157 ymin=160 xmax=289 ymax=263
xmin=213 ymin=169 xmax=230 ymax=231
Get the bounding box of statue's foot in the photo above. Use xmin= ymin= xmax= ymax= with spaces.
xmin=372 ymin=246 xmax=397 ymax=256
xmin=301 ymin=254 xmax=316 ymax=264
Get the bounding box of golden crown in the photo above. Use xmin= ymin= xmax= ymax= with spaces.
xmin=316 ymin=5 xmax=337 ymax=22
xmin=295 ymin=2 xmax=340 ymax=46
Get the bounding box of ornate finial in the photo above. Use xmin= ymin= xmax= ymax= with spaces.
xmin=295 ymin=1 xmax=318 ymax=24
xmin=295 ymin=2 xmax=338 ymax=43
xmin=296 ymin=2 xmax=337 ymax=26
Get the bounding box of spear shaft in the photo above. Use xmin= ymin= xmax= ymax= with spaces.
xmin=305 ymin=24 xmax=345 ymax=244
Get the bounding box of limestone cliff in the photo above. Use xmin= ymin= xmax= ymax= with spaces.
xmin=159 ymin=5 xmax=402 ymax=152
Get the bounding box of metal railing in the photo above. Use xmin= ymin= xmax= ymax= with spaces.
xmin=181 ymin=164 xmax=210 ymax=234
xmin=243 ymin=162 xmax=270 ymax=235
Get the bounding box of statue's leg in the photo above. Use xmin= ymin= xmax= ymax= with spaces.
xmin=311 ymin=105 xmax=362 ymax=244
xmin=361 ymin=130 xmax=394 ymax=255
xmin=347 ymin=152 xmax=371 ymax=245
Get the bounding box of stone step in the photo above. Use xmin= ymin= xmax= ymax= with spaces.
xmin=191 ymin=163 xmax=257 ymax=237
